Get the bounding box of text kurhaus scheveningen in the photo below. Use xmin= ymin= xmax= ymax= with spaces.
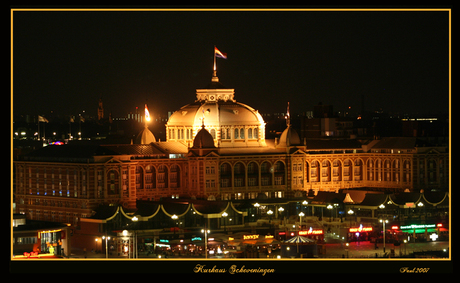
xmin=193 ymin=264 xmax=275 ymax=276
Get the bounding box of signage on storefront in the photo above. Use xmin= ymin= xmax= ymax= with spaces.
xmin=243 ymin=234 xmax=259 ymax=240
xmin=191 ymin=237 xmax=202 ymax=241
xmin=298 ymin=229 xmax=324 ymax=236
xmin=23 ymin=251 xmax=39 ymax=258
xmin=400 ymin=224 xmax=436 ymax=230
xmin=349 ymin=226 xmax=373 ymax=233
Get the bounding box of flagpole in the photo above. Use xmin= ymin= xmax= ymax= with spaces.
xmin=213 ymin=45 xmax=216 ymax=76
xmin=38 ymin=115 xmax=40 ymax=141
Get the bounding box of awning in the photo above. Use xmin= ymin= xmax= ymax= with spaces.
xmin=284 ymin=235 xmax=316 ymax=244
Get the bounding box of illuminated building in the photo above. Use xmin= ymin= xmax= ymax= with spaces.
xmin=166 ymin=72 xmax=266 ymax=148
xmin=14 ymin=72 xmax=448 ymax=229
xmin=12 ymin=214 xmax=70 ymax=257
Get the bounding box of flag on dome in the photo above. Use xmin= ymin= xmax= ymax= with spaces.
xmin=215 ymin=47 xmax=227 ymax=59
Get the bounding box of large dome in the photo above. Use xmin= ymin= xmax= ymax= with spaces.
xmin=167 ymin=101 xmax=264 ymax=128
xmin=166 ymin=75 xmax=266 ymax=148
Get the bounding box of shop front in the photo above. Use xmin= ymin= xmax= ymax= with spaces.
xmin=347 ymin=225 xmax=373 ymax=242
xmin=394 ymin=223 xmax=447 ymax=242
xmin=298 ymin=228 xmax=324 ymax=242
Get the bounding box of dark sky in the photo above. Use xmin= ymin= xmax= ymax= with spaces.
xmin=13 ymin=9 xmax=449 ymax=118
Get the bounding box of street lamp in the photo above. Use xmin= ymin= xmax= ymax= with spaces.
xmin=102 ymin=235 xmax=111 ymax=258
xmin=267 ymin=209 xmax=273 ymax=224
xmin=201 ymin=228 xmax=211 ymax=259
xmin=222 ymin=212 xmax=228 ymax=232
xmin=347 ymin=209 xmax=354 ymax=227
xmin=254 ymin=202 xmax=260 ymax=221
xmin=298 ymin=212 xmax=305 ymax=230
xmin=345 ymin=242 xmax=349 ymax=258
xmin=327 ymin=204 xmax=333 ymax=222
xmin=379 ymin=219 xmax=389 ymax=253
xmin=171 ymin=214 xmax=179 ymax=235
xmin=95 ymin=238 xmax=99 ymax=252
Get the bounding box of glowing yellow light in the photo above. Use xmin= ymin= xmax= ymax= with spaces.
xmin=145 ymin=104 xmax=151 ymax=122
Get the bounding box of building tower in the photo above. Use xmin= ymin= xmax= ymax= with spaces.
xmin=166 ymin=49 xmax=266 ymax=148
xmin=98 ymin=98 xmax=104 ymax=120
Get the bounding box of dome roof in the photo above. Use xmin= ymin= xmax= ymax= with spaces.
xmin=193 ymin=125 xmax=216 ymax=148
xmin=278 ymin=125 xmax=301 ymax=147
xmin=165 ymin=75 xmax=266 ymax=148
xmin=135 ymin=127 xmax=156 ymax=144
xmin=167 ymin=100 xmax=264 ymax=127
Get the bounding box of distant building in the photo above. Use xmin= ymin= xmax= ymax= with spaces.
xmin=97 ymin=98 xmax=104 ymax=120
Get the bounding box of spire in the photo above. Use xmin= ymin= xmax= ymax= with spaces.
xmin=286 ymin=101 xmax=291 ymax=126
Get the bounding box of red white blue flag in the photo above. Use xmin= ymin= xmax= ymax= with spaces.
xmin=215 ymin=47 xmax=227 ymax=59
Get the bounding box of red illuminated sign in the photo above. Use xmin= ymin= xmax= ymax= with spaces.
xmin=298 ymin=229 xmax=324 ymax=236
xmin=23 ymin=251 xmax=38 ymax=258
xmin=349 ymin=226 xmax=373 ymax=233
xmin=391 ymin=225 xmax=399 ymax=230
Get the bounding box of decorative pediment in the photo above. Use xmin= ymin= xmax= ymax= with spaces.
xmin=426 ymin=148 xmax=441 ymax=154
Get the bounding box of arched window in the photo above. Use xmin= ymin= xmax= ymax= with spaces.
xmin=170 ymin=165 xmax=180 ymax=188
xmin=254 ymin=127 xmax=259 ymax=139
xmin=210 ymin=129 xmax=216 ymax=139
xmin=158 ymin=165 xmax=168 ymax=188
xmin=233 ymin=162 xmax=245 ymax=187
xmin=274 ymin=161 xmax=285 ymax=185
xmin=234 ymin=128 xmax=239 ymax=139
xmin=240 ymin=128 xmax=244 ymax=139
xmin=260 ymin=161 xmax=272 ymax=186
xmin=367 ymin=159 xmax=374 ymax=181
xmin=248 ymin=128 xmax=253 ymax=139
xmin=220 ymin=163 xmax=232 ymax=187
xmin=221 ymin=128 xmax=226 ymax=139
xmin=247 ymin=162 xmax=259 ymax=187
xmin=321 ymin=160 xmax=331 ymax=182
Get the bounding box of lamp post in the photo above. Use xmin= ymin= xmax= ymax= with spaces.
xmin=102 ymin=235 xmax=110 ymax=258
xmin=379 ymin=219 xmax=389 ymax=253
xmin=201 ymin=228 xmax=210 ymax=259
xmin=172 ymin=214 xmax=178 ymax=235
xmin=95 ymin=238 xmax=99 ymax=253
xmin=347 ymin=209 xmax=354 ymax=227
xmin=298 ymin=212 xmax=305 ymax=231
xmin=254 ymin=202 xmax=260 ymax=221
xmin=267 ymin=209 xmax=273 ymax=223
xmin=222 ymin=212 xmax=228 ymax=232
xmin=132 ymin=216 xmax=138 ymax=258
xmin=302 ymin=200 xmax=308 ymax=216
xmin=327 ymin=204 xmax=333 ymax=222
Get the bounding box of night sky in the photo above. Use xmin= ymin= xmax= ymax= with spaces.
xmin=12 ymin=9 xmax=449 ymax=119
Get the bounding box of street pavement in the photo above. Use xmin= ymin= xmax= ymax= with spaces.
xmin=321 ymin=240 xmax=449 ymax=258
